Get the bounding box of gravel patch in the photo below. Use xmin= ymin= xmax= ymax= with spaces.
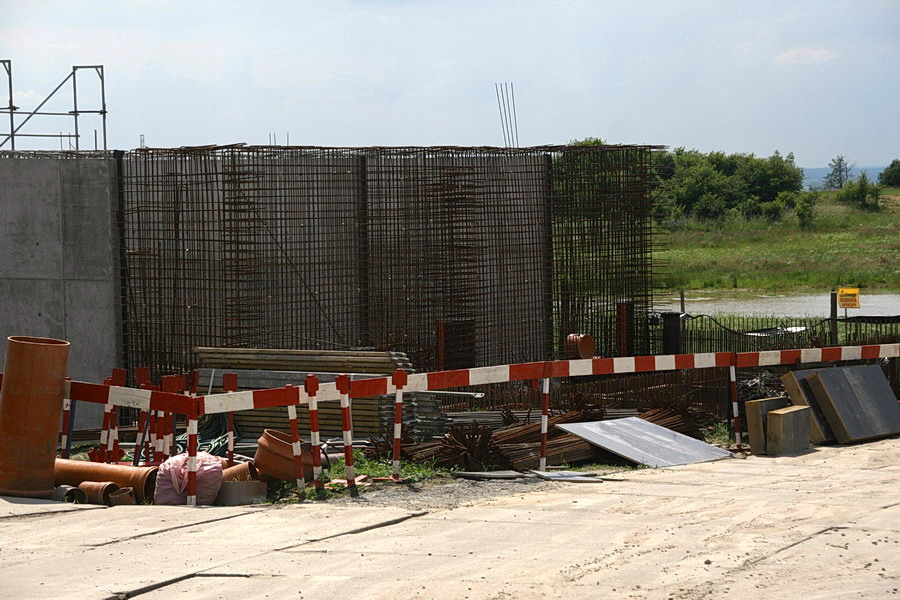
xmin=328 ymin=474 xmax=561 ymax=511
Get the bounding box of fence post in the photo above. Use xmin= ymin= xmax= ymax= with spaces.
xmin=662 ymin=312 xmax=682 ymax=355
xmin=829 ymin=291 xmax=839 ymax=345
xmin=616 ymin=302 xmax=634 ymax=356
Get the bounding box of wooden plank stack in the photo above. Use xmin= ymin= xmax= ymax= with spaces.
xmin=193 ymin=347 xmax=416 ymax=440
xmin=193 ymin=347 xmax=414 ymax=374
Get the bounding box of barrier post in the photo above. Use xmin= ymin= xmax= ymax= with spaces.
xmin=222 ymin=373 xmax=238 ymax=466
xmin=60 ymin=397 xmax=71 ymax=459
xmin=133 ymin=410 xmax=148 ymax=466
xmin=540 ymin=375 xmax=550 ymax=471
xmin=186 ymin=411 xmax=199 ymax=507
xmin=285 ymin=384 xmax=307 ymax=498
xmin=391 ymin=369 xmax=408 ymax=480
xmin=305 ymin=375 xmax=326 ymax=500
xmin=161 ymin=376 xmax=180 ymax=458
xmin=729 ymin=364 xmax=743 ymax=446
xmin=63 ymin=377 xmax=76 ymax=460
xmin=109 ymin=368 xmax=127 ymax=461
xmin=109 ymin=406 xmax=119 ymax=461
xmin=99 ymin=396 xmax=112 ymax=463
xmin=336 ymin=374 xmax=358 ymax=498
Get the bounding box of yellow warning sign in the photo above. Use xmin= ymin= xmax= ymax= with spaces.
xmin=837 ymin=287 xmax=860 ymax=309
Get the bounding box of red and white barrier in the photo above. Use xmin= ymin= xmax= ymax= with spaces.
xmin=52 ymin=342 xmax=897 ymax=506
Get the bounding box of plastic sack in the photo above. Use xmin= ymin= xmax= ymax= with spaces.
xmin=153 ymin=451 xmax=223 ymax=506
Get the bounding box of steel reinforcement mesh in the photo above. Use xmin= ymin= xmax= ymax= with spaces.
xmin=120 ymin=145 xmax=658 ymax=375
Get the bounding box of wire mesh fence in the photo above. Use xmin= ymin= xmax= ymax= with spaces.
xmin=120 ymin=144 xmax=659 ymax=376
xmin=658 ymin=314 xmax=900 ymax=354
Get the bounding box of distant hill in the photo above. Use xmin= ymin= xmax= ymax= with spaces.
xmin=802 ymin=165 xmax=886 ymax=190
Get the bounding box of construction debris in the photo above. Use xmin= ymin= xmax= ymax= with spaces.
xmin=804 ymin=364 xmax=900 ymax=444
xmin=529 ymin=470 xmax=605 ymax=483
xmin=781 ymin=368 xmax=836 ymax=443
xmin=637 ymin=406 xmax=706 ymax=438
xmin=744 ymin=396 xmax=791 ymax=455
xmin=766 ymin=406 xmax=811 ymax=456
xmin=558 ymin=417 xmax=732 ymax=468
xmin=450 ymin=471 xmax=525 ymax=480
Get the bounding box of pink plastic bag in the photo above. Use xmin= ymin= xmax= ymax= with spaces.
xmin=153 ymin=452 xmax=223 ymax=505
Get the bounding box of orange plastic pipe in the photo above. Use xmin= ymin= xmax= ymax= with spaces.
xmin=54 ymin=458 xmax=158 ymax=504
xmin=0 ymin=336 xmax=70 ymax=499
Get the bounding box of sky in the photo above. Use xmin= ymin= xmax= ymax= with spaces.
xmin=1 ymin=0 xmax=898 ymax=167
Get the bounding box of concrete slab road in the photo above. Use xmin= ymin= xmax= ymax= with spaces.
xmin=1 ymin=438 xmax=897 ymax=599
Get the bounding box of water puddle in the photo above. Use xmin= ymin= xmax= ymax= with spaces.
xmin=654 ymin=291 xmax=900 ymax=317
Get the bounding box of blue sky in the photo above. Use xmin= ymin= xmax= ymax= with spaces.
xmin=2 ymin=0 xmax=898 ymax=167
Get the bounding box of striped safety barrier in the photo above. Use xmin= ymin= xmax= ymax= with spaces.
xmin=57 ymin=342 xmax=897 ymax=506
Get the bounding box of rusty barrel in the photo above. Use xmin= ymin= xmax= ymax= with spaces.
xmin=0 ymin=336 xmax=70 ymax=499
xmin=564 ymin=333 xmax=595 ymax=359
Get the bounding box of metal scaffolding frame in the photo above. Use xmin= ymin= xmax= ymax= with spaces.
xmin=0 ymin=59 xmax=107 ymax=150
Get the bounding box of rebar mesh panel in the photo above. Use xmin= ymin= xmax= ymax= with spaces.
xmin=121 ymin=145 xmax=657 ymax=375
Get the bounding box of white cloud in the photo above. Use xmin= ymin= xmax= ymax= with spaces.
xmin=775 ymin=46 xmax=838 ymax=64
xmin=1 ymin=90 xmax=39 ymax=107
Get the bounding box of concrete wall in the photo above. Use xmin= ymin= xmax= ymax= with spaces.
xmin=0 ymin=154 xmax=120 ymax=428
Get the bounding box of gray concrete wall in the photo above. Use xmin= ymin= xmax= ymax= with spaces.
xmin=0 ymin=154 xmax=120 ymax=428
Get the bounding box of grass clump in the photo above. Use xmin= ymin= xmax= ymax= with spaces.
xmin=702 ymin=421 xmax=733 ymax=448
xmin=268 ymin=450 xmax=448 ymax=503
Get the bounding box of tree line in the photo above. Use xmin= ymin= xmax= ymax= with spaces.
xmin=650 ymin=148 xmax=814 ymax=226
xmin=564 ymin=139 xmax=897 ymax=228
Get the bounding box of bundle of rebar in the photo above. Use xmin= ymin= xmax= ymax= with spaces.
xmin=405 ymin=410 xmax=598 ymax=470
xmin=496 ymin=435 xmax=596 ymax=471
xmin=638 ymin=407 xmax=703 ymax=438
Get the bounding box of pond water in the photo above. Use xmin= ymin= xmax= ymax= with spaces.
xmin=654 ymin=291 xmax=900 ymax=318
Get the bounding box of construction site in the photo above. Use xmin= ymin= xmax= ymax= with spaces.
xmin=1 ymin=60 xmax=899 ymax=600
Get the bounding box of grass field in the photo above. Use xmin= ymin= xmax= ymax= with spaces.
xmin=655 ymin=188 xmax=900 ymax=291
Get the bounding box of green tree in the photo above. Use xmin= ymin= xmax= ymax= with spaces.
xmin=651 ymin=148 xmax=803 ymax=222
xmin=878 ymin=159 xmax=900 ymax=186
xmin=794 ymin=190 xmax=818 ymax=228
xmin=837 ymin=171 xmax=881 ymax=210
xmin=823 ymin=155 xmax=853 ymax=190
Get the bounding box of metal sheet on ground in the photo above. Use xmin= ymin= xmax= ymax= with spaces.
xmin=557 ymin=417 xmax=732 ymax=468
xmin=805 ymin=365 xmax=900 ymax=444
xmin=450 ymin=471 xmax=525 ymax=480
xmin=529 ymin=470 xmax=605 ymax=482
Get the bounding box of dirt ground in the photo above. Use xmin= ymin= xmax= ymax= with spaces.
xmin=1 ymin=437 xmax=898 ymax=599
